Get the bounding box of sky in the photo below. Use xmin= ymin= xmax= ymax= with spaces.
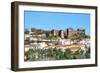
xmin=24 ymin=11 xmax=90 ymax=35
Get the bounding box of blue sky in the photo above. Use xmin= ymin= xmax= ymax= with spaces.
xmin=24 ymin=11 xmax=90 ymax=35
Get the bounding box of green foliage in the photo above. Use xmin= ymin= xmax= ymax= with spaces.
xmin=25 ymin=47 xmax=90 ymax=61
xmin=25 ymin=31 xmax=29 ymax=34
xmin=70 ymin=32 xmax=89 ymax=41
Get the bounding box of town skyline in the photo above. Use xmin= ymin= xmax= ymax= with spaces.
xmin=25 ymin=27 xmax=85 ymax=31
xmin=25 ymin=27 xmax=89 ymax=36
xmin=24 ymin=11 xmax=90 ymax=35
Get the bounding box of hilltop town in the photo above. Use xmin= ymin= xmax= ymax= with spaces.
xmin=24 ymin=28 xmax=90 ymax=61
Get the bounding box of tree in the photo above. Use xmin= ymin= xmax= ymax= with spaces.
xmin=25 ymin=49 xmax=35 ymax=61
xmin=63 ymin=49 xmax=74 ymax=59
xmin=70 ymin=32 xmax=86 ymax=41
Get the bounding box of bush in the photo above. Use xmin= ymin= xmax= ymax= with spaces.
xmin=25 ymin=48 xmax=90 ymax=61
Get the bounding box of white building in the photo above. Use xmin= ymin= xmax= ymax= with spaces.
xmin=31 ymin=42 xmax=47 ymax=49
xmin=25 ymin=34 xmax=32 ymax=40
xmin=29 ymin=37 xmax=37 ymax=41
xmin=79 ymin=39 xmax=90 ymax=48
xmin=58 ymin=39 xmax=73 ymax=45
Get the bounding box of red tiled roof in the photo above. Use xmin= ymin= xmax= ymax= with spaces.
xmin=24 ymin=45 xmax=33 ymax=48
